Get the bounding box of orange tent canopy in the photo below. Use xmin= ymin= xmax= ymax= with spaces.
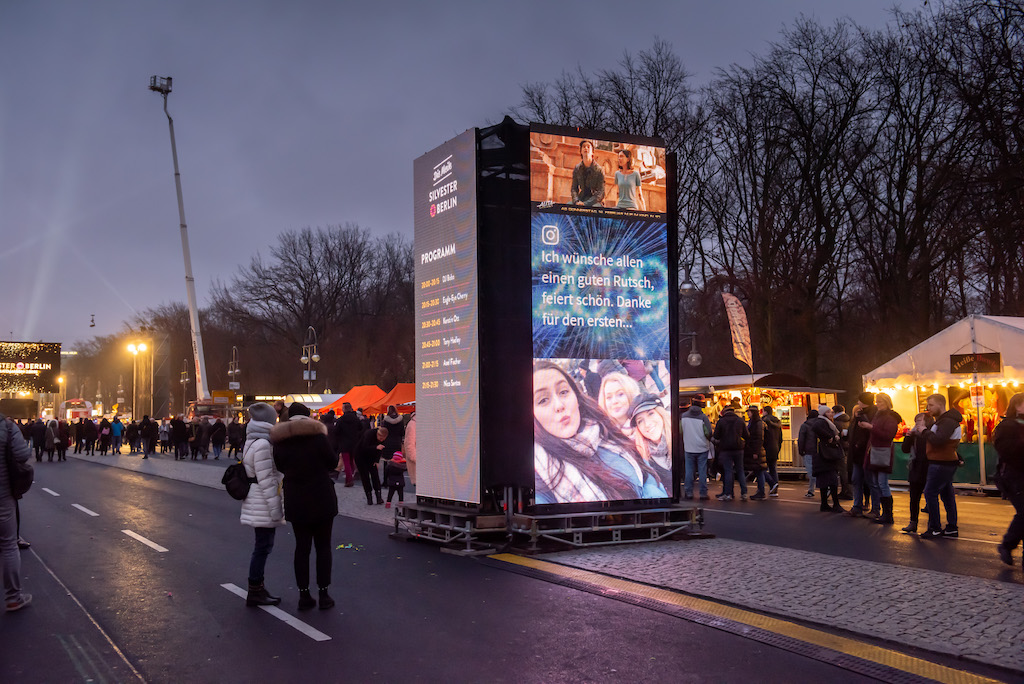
xmin=365 ymin=383 xmax=415 ymax=414
xmin=319 ymin=385 xmax=385 ymax=414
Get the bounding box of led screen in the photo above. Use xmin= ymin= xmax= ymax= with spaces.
xmin=530 ymin=127 xmax=672 ymax=504
xmin=0 ymin=342 xmax=61 ymax=393
xmin=413 ymin=129 xmax=480 ymax=504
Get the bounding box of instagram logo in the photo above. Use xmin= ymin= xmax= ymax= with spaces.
xmin=541 ymin=224 xmax=559 ymax=245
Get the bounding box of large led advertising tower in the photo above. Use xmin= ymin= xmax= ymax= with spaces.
xmin=414 ymin=120 xmax=678 ymax=512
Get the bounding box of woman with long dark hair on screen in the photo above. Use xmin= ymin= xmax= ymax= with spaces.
xmin=614 ymin=148 xmax=645 ymax=210
xmin=533 ymin=361 xmax=667 ymax=504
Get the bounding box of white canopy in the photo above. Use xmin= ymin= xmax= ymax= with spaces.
xmin=863 ymin=315 xmax=1024 ymax=388
xmin=282 ymin=393 xmax=346 ymax=411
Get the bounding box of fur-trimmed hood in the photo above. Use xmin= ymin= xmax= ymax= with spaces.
xmin=269 ymin=416 xmax=328 ymax=443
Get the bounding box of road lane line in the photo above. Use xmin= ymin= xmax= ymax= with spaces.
xmin=72 ymin=504 xmax=99 ymax=517
xmin=121 ymin=529 xmax=168 ymax=552
xmin=42 ymin=487 xmax=60 ymax=496
xmin=220 ymin=583 xmax=331 ymax=642
xmin=28 ymin=549 xmax=146 ymax=683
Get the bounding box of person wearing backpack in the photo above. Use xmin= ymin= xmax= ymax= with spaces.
xmin=239 ymin=403 xmax=285 ymax=607
xmin=1 ymin=412 xmax=33 ymax=612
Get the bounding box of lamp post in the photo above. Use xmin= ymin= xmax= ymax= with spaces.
xmin=300 ymin=326 xmax=320 ymax=392
xmin=128 ymin=342 xmax=149 ymax=419
xmin=179 ymin=359 xmax=190 ymax=416
xmin=679 ymin=271 xmax=701 ymax=368
xmin=227 ymin=345 xmax=241 ymax=394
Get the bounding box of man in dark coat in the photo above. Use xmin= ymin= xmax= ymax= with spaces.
xmin=332 ymin=403 xmax=362 ymax=487
xmin=844 ymin=393 xmax=876 ymax=517
xmin=762 ymin=406 xmax=783 ymax=497
xmin=745 ymin=406 xmax=769 ymax=500
xmin=712 ymin=402 xmax=749 ymax=501
xmin=354 ymin=425 xmax=387 ymax=505
xmin=30 ymin=418 xmax=47 ymax=461
xmin=170 ymin=415 xmax=189 ymax=460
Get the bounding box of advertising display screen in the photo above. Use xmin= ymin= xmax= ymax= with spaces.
xmin=0 ymin=342 xmax=61 ymax=393
xmin=413 ymin=129 xmax=481 ymax=504
xmin=530 ymin=125 xmax=672 ymax=504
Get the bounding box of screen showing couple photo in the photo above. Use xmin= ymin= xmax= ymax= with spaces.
xmin=529 ymin=129 xmax=667 ymax=214
xmin=532 ymin=358 xmax=673 ymax=504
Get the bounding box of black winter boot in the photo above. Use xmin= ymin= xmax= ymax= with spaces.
xmin=901 ymin=519 xmax=918 ymax=534
xmin=874 ymin=496 xmax=894 ymax=524
xmin=366 ymin=491 xmax=374 ymax=505
xmin=819 ymin=489 xmax=832 ymax=512
xmin=246 ymin=582 xmax=281 ymax=607
xmin=298 ymin=588 xmax=316 ymax=610
xmin=375 ymin=490 xmax=384 ymax=505
xmin=318 ymin=587 xmax=335 ymax=610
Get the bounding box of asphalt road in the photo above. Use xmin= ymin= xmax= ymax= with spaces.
xmin=1 ymin=460 xmax=891 ymax=683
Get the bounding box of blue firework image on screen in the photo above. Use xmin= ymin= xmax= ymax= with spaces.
xmin=532 ymin=212 xmax=669 ymax=359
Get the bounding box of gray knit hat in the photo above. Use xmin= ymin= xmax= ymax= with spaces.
xmin=247 ymin=402 xmax=278 ymax=424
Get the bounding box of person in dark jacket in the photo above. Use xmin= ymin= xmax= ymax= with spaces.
xmin=56 ymin=419 xmax=69 ymax=461
xmin=209 ymin=418 xmax=227 ymax=460
xmin=832 ymin=404 xmax=853 ymax=499
xmin=271 ymin=402 xmax=338 ymax=611
xmin=761 ymin=406 xmax=783 ymax=497
xmin=333 ymin=403 xmax=362 ymax=487
xmin=797 ymin=410 xmax=820 ymax=498
xmin=812 ymin=406 xmax=843 ymax=512
xmin=72 ymin=418 xmax=84 ymax=454
xmin=993 ymin=392 xmax=1024 ymax=567
xmin=2 ymin=413 xmax=33 ymax=611
xmin=83 ymin=418 xmax=98 ymax=455
xmin=227 ymin=418 xmax=244 ymax=458
xmin=139 ymin=416 xmax=154 ymax=457
xmin=744 ymin=407 xmax=769 ymax=500
xmin=30 ymin=419 xmax=46 ymax=461
xmin=170 ymin=415 xmax=189 ymax=460
xmin=712 ymin=402 xmax=748 ymax=501
xmin=355 ymin=426 xmax=387 ymax=505
xmin=97 ymin=418 xmax=111 ymax=455
xmin=900 ymin=412 xmax=934 ymax=534
xmin=845 ymin=393 xmax=876 ymax=516
xmin=125 ymin=420 xmax=139 ymax=454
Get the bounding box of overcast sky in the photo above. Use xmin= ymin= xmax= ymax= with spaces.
xmin=1 ymin=0 xmax=907 ymax=348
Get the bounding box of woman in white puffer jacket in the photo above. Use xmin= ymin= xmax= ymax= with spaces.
xmin=240 ymin=403 xmax=285 ymax=606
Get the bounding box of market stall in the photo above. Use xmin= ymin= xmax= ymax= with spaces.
xmin=862 ymin=314 xmax=1024 ymax=486
xmin=678 ymin=372 xmax=842 ymax=467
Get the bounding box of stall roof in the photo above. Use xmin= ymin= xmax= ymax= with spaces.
xmin=678 ymin=372 xmax=843 ymax=394
xmin=319 ymin=385 xmax=386 ymax=414
xmin=863 ymin=315 xmax=1024 ymax=388
xmin=364 ymin=383 xmax=415 ymax=414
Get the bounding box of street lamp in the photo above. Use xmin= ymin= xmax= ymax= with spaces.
xmin=128 ymin=342 xmax=148 ymax=419
xmin=179 ymin=358 xmax=190 ymax=415
xmin=681 ymin=332 xmax=702 ymax=368
xmin=300 ymin=326 xmax=320 ymax=392
xmin=227 ymin=345 xmax=241 ymax=393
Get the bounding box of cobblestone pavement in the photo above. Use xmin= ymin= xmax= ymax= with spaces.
xmin=543 ymin=538 xmax=1024 ymax=674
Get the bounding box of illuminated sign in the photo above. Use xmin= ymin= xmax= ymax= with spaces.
xmin=0 ymin=342 xmax=62 ymax=393
xmin=414 ymin=129 xmax=481 ymax=504
xmin=530 ymin=126 xmax=672 ymax=504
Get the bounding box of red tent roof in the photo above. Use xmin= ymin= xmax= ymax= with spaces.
xmin=365 ymin=383 xmax=416 ymax=414
xmin=319 ymin=385 xmax=385 ymax=414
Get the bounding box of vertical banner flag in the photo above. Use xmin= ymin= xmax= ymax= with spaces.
xmin=721 ymin=293 xmax=753 ymax=370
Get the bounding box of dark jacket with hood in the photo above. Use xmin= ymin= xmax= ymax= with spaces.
xmin=271 ymin=416 xmax=338 ymax=525
xmin=712 ymin=408 xmax=747 ymax=452
xmin=333 ymin=409 xmax=363 ymax=454
xmin=743 ymin=412 xmax=766 ymax=472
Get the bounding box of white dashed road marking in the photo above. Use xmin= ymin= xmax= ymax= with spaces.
xmin=72 ymin=504 xmax=99 ymax=517
xmin=42 ymin=488 xmax=60 ymax=496
xmin=121 ymin=529 xmax=168 ymax=552
xmin=220 ymin=583 xmax=332 ymax=641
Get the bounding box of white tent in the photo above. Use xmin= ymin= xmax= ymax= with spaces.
xmin=863 ymin=315 xmax=1024 ymax=389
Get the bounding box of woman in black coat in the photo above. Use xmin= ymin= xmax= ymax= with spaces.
xmin=900 ymin=412 xmax=933 ymax=534
xmin=271 ymin=402 xmax=339 ymax=610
